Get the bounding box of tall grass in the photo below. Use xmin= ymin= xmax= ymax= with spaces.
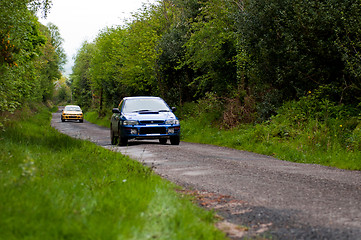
xmin=84 ymin=111 xmax=111 ymax=128
xmin=0 ymin=107 xmax=226 ymax=239
xmin=181 ymin=118 xmax=361 ymax=170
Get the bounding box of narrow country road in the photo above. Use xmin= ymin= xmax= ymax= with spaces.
xmin=51 ymin=108 xmax=361 ymax=239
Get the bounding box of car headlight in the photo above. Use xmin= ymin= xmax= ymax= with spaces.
xmin=165 ymin=119 xmax=180 ymax=125
xmin=123 ymin=120 xmax=139 ymax=125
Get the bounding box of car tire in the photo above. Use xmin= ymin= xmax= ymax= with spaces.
xmin=110 ymin=127 xmax=117 ymax=145
xmin=79 ymin=119 xmax=83 ymax=123
xmin=118 ymin=129 xmax=128 ymax=146
xmin=61 ymin=117 xmax=65 ymax=122
xmin=159 ymin=138 xmax=167 ymax=144
xmin=170 ymin=136 xmax=180 ymax=145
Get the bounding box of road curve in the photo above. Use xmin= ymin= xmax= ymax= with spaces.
xmin=51 ymin=109 xmax=361 ymax=239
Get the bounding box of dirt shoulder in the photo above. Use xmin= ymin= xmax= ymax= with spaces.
xmin=51 ymin=109 xmax=361 ymax=239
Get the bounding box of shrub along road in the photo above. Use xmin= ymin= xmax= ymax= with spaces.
xmin=51 ymin=109 xmax=361 ymax=239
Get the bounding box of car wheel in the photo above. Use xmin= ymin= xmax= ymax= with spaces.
xmin=170 ymin=136 xmax=180 ymax=145
xmin=79 ymin=119 xmax=83 ymax=123
xmin=159 ymin=138 xmax=167 ymax=144
xmin=118 ymin=129 xmax=128 ymax=146
xmin=61 ymin=117 xmax=65 ymax=122
xmin=110 ymin=127 xmax=117 ymax=145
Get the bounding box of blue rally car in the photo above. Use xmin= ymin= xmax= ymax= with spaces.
xmin=110 ymin=96 xmax=181 ymax=146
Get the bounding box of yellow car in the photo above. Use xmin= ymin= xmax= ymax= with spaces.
xmin=61 ymin=105 xmax=83 ymax=123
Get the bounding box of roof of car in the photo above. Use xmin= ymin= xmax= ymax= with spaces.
xmin=123 ymin=96 xmax=161 ymax=100
xmin=65 ymin=105 xmax=81 ymax=107
xmin=64 ymin=105 xmax=81 ymax=109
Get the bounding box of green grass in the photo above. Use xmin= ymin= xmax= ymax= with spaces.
xmin=0 ymin=107 xmax=226 ymax=239
xmin=181 ymin=117 xmax=361 ymax=171
xmin=84 ymin=111 xmax=111 ymax=128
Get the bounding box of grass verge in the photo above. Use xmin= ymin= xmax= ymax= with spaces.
xmin=0 ymin=107 xmax=226 ymax=239
xmin=181 ymin=118 xmax=361 ymax=171
xmin=84 ymin=111 xmax=111 ymax=128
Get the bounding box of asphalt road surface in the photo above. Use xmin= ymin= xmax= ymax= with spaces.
xmin=51 ymin=108 xmax=361 ymax=239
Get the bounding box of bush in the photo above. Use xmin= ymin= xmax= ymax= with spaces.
xmin=179 ymin=92 xmax=257 ymax=129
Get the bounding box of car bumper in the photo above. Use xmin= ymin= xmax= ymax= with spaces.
xmin=121 ymin=124 xmax=180 ymax=139
xmin=62 ymin=115 xmax=83 ymax=120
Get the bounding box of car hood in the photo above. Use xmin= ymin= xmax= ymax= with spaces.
xmin=63 ymin=111 xmax=82 ymax=114
xmin=123 ymin=112 xmax=177 ymax=121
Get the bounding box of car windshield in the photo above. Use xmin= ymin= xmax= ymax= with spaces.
xmin=123 ymin=98 xmax=170 ymax=113
xmin=65 ymin=106 xmax=81 ymax=111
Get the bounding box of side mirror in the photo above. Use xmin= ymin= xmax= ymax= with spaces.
xmin=112 ymin=108 xmax=120 ymax=113
xmin=171 ymin=107 xmax=177 ymax=112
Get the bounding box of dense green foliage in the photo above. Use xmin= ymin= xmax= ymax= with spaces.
xmin=0 ymin=0 xmax=65 ymax=116
xmin=242 ymin=0 xmax=361 ymax=118
xmin=53 ymin=76 xmax=72 ymax=105
xmin=0 ymin=107 xmax=226 ymax=239
xmin=71 ymin=0 xmax=360 ymax=118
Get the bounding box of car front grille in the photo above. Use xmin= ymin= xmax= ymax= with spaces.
xmin=139 ymin=120 xmax=164 ymax=124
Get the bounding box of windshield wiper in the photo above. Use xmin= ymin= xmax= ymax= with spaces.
xmin=158 ymin=110 xmax=170 ymax=112
xmin=133 ymin=110 xmax=151 ymax=113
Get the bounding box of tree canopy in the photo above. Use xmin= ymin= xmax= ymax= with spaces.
xmin=0 ymin=0 xmax=65 ymax=113
xmin=68 ymin=0 xmax=361 ymax=120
